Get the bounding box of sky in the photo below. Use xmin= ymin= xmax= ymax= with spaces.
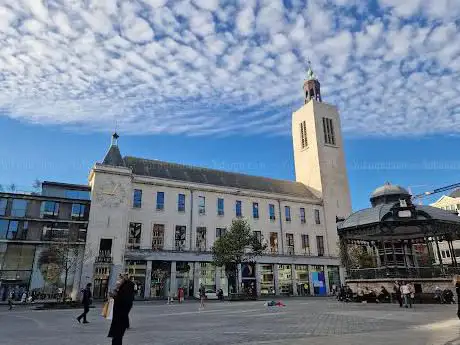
xmin=0 ymin=0 xmax=460 ymax=210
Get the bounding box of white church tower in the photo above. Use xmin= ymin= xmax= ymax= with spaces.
xmin=292 ymin=65 xmax=352 ymax=256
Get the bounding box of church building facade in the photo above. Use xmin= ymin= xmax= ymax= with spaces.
xmin=81 ymin=69 xmax=352 ymax=299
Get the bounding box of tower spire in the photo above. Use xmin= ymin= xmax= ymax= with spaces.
xmin=303 ymin=60 xmax=322 ymax=103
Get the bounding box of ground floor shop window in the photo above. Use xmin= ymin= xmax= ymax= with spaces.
xmin=327 ymin=266 xmax=340 ymax=293
xmin=126 ymin=260 xmax=147 ymax=299
xmin=150 ymin=261 xmax=171 ymax=298
xmin=295 ymin=265 xmax=310 ymax=296
xmin=260 ymin=264 xmax=275 ymax=296
xmin=278 ymin=264 xmax=293 ymax=296
xmin=199 ymin=262 xmax=215 ymax=296
xmin=176 ymin=262 xmax=193 ymax=297
xmin=241 ymin=263 xmax=256 ymax=296
xmin=311 ymin=265 xmax=326 ymax=296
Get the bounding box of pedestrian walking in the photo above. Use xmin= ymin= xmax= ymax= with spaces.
xmin=394 ymin=281 xmax=403 ymax=307
xmin=7 ymin=291 xmax=14 ymax=310
xmin=454 ymin=276 xmax=460 ymax=319
xmin=77 ymin=283 xmax=93 ymax=324
xmin=108 ymin=274 xmax=135 ymax=345
xmin=400 ymin=281 xmax=412 ymax=308
xmin=199 ymin=284 xmax=206 ymax=310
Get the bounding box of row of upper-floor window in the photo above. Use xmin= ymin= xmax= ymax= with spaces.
xmin=0 ymin=198 xmax=88 ymax=220
xmin=0 ymin=219 xmax=87 ymax=242
xmin=131 ymin=190 xmax=321 ymax=224
xmin=439 ymin=204 xmax=460 ymax=211
xmin=126 ymin=221 xmax=325 ymax=256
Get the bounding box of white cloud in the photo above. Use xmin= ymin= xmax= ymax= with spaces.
xmin=0 ymin=1 xmax=459 ymax=137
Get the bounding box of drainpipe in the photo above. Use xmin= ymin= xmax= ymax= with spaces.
xmin=189 ymin=189 xmax=194 ymax=251
xmin=277 ymin=199 xmax=284 ymax=255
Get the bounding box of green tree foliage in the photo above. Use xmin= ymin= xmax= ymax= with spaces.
xmin=339 ymin=241 xmax=376 ymax=269
xmin=212 ymin=219 xmax=267 ymax=292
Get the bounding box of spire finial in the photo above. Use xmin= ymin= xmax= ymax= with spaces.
xmin=111 ymin=132 xmax=119 ymax=146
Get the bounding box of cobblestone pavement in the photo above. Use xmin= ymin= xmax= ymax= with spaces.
xmin=1 ymin=298 xmax=460 ymax=345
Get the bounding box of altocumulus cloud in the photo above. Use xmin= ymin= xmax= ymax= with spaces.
xmin=0 ymin=0 xmax=460 ymax=136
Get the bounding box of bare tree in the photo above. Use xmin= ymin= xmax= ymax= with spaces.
xmin=39 ymin=242 xmax=93 ymax=301
xmin=32 ymin=179 xmax=42 ymax=193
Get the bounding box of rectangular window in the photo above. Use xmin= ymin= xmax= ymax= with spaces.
xmin=128 ymin=222 xmax=142 ymax=249
xmin=216 ymin=227 xmax=226 ymax=239
xmin=198 ymin=196 xmax=206 ymax=215
xmin=217 ymin=198 xmax=224 ymax=216
xmin=322 ymin=117 xmax=336 ymax=146
xmin=0 ymin=220 xmax=18 ymax=239
xmin=252 ymin=202 xmax=259 ymax=219
xmin=270 ymin=232 xmax=278 ymax=253
xmin=42 ymin=223 xmax=70 ymax=241
xmin=253 ymin=230 xmax=262 ymax=244
xmin=175 ymin=226 xmax=186 ymax=251
xmin=300 ymin=207 xmax=306 ymax=224
xmin=99 ymin=238 xmax=113 ymax=257
xmin=269 ymin=204 xmax=276 ymax=221
xmin=152 ymin=224 xmax=165 ymax=250
xmin=11 ymin=199 xmax=28 ymax=217
xmin=0 ymin=198 xmax=7 ymax=216
xmin=442 ymin=251 xmax=446 ymax=258
xmin=40 ymin=201 xmax=59 ymax=218
xmin=301 ymin=235 xmax=310 ymax=255
xmin=71 ymin=203 xmax=86 ymax=220
xmin=133 ymin=189 xmax=142 ymax=208
xmin=316 ymin=236 xmax=325 ymax=256
xmin=300 ymin=120 xmax=308 ymax=149
xmin=178 ymin=194 xmax=186 ymax=212
xmin=236 ymin=200 xmax=242 ymax=217
xmin=156 ymin=192 xmax=165 ymax=210
xmin=196 ymin=227 xmax=207 ymax=251
xmin=286 ymin=233 xmax=294 ymax=255
xmin=285 ymin=206 xmax=291 ymax=222
xmin=314 ymin=209 xmax=321 ymax=224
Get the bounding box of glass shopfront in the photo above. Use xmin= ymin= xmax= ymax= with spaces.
xmin=150 ymin=261 xmax=171 ymax=298
xmin=198 ymin=262 xmax=216 ymax=295
xmin=327 ymin=266 xmax=340 ymax=293
xmin=311 ymin=265 xmax=326 ymax=296
xmin=126 ymin=260 xmax=146 ymax=299
xmin=295 ymin=265 xmax=310 ymax=296
xmin=176 ymin=261 xmax=193 ymax=298
xmin=278 ymin=264 xmax=293 ymax=296
xmin=241 ymin=262 xmax=256 ymax=297
xmin=260 ymin=264 xmax=275 ymax=296
xmin=0 ymin=244 xmax=35 ymax=301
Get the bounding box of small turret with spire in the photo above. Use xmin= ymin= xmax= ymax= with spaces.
xmin=102 ymin=132 xmax=125 ymax=167
xmin=303 ymin=61 xmax=322 ymax=104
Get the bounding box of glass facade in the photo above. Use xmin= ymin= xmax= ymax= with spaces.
xmin=176 ymin=262 xmax=193 ymax=297
xmin=260 ymin=264 xmax=275 ymax=296
xmin=198 ymin=196 xmax=206 ymax=214
xmin=328 ymin=266 xmax=340 ymax=293
xmin=175 ymin=226 xmax=186 ymax=251
xmin=150 ymin=261 xmax=171 ymax=298
xmin=278 ymin=264 xmax=293 ymax=295
xmin=128 ymin=222 xmax=142 ymax=249
xmin=11 ymin=199 xmax=28 ymax=217
xmin=126 ymin=260 xmax=147 ymax=299
xmin=40 ymin=201 xmax=59 ymax=218
xmin=0 ymin=198 xmax=7 ymax=216
xmin=199 ymin=262 xmax=216 ymax=296
xmin=71 ymin=203 xmax=86 ymax=220
xmin=295 ymin=265 xmax=310 ymax=296
xmin=311 ymin=265 xmax=326 ymax=296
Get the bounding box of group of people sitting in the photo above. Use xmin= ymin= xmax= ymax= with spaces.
xmin=336 ymin=285 xmax=392 ymax=303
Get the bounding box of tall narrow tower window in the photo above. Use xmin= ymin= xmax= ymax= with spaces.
xmin=300 ymin=121 xmax=308 ymax=149
xmin=322 ymin=117 xmax=336 ymax=146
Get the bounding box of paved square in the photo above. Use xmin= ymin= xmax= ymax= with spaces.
xmin=1 ymin=298 xmax=460 ymax=345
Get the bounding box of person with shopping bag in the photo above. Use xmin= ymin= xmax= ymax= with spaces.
xmin=108 ymin=274 xmax=135 ymax=345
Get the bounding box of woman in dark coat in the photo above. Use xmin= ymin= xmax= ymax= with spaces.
xmin=108 ymin=276 xmax=135 ymax=345
xmin=456 ymin=281 xmax=460 ymax=319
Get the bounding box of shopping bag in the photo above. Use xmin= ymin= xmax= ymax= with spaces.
xmin=101 ymin=302 xmax=108 ymax=318
xmin=106 ymin=298 xmax=114 ymax=320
